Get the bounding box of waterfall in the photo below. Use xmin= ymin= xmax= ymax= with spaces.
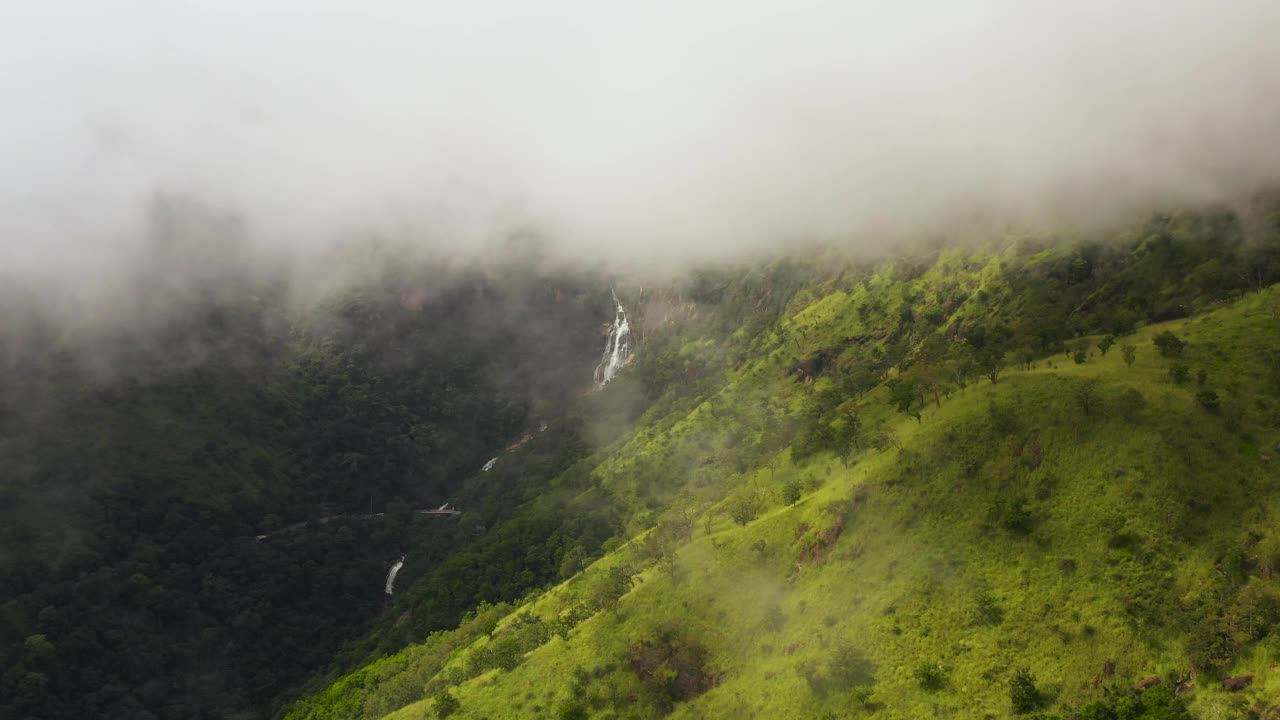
xmin=594 ymin=290 xmax=635 ymax=387
xmin=384 ymin=555 xmax=405 ymax=595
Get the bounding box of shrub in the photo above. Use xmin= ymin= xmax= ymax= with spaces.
xmin=913 ymin=663 xmax=947 ymax=691
xmin=781 ymin=477 xmax=803 ymax=505
xmin=1074 ymin=682 xmax=1190 ymax=720
xmin=992 ymin=494 xmax=1036 ymax=535
xmin=1008 ymin=668 xmax=1042 ymax=713
xmin=1153 ymin=331 xmax=1185 ymax=357
xmin=1122 ymin=344 xmax=1137 ymax=368
xmin=1187 ymin=619 xmax=1234 ymax=672
xmin=433 ymin=691 xmax=460 ymax=719
xmin=763 ymin=604 xmax=787 ymax=632
xmin=828 ymin=643 xmax=876 ymax=690
xmin=627 ymin=632 xmax=720 ymax=705
xmin=1116 ymin=388 xmax=1147 ymax=419
xmin=972 ymin=593 xmax=1005 ymax=626
xmin=988 ymin=400 xmax=1020 ymax=436
xmin=1098 ymin=335 xmax=1115 ymax=355
xmin=557 ymin=700 xmax=589 ymax=720
xmin=1196 ymin=389 xmax=1220 ymax=411
xmin=1168 ymin=364 xmax=1190 ymax=384
xmin=1074 ymin=379 xmax=1101 ymax=417
xmin=728 ymin=492 xmax=761 ymax=525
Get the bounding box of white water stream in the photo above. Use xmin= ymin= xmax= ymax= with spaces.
xmin=384 ymin=555 xmax=405 ymax=595
xmin=593 ymin=290 xmax=634 ymax=387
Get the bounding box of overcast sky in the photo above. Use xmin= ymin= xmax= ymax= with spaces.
xmin=4 ymin=0 xmax=1280 ymax=277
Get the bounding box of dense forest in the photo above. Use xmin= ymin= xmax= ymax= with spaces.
xmin=0 ymin=200 xmax=620 ymax=719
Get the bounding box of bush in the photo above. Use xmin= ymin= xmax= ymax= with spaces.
xmin=1073 ymin=682 xmax=1191 ymax=720
xmin=1074 ymin=379 xmax=1101 ymax=417
xmin=433 ymin=690 xmax=460 ymax=719
xmin=1153 ymin=331 xmax=1185 ymax=357
xmin=728 ymin=492 xmax=761 ymax=525
xmin=988 ymin=400 xmax=1020 ymax=436
xmin=781 ymin=477 xmax=803 ymax=505
xmin=913 ymin=663 xmax=947 ymax=691
xmin=763 ymin=604 xmax=787 ymax=632
xmin=1116 ymin=388 xmax=1147 ymax=419
xmin=828 ymin=643 xmax=876 ymax=690
xmin=1168 ymin=364 xmax=1190 ymax=384
xmin=1008 ymin=668 xmax=1042 ymax=713
xmin=1196 ymin=389 xmax=1220 ymax=411
xmin=1098 ymin=335 xmax=1115 ymax=355
xmin=1122 ymin=344 xmax=1137 ymax=368
xmin=972 ymin=593 xmax=1005 ymax=625
xmin=557 ymin=700 xmax=589 ymax=720
xmin=991 ymin=494 xmax=1036 ymax=535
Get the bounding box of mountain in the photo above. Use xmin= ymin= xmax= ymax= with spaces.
xmin=285 ymin=204 xmax=1280 ymax=719
xmin=0 ymin=226 xmax=617 ymax=720
xmin=6 ymin=198 xmax=1280 ymax=720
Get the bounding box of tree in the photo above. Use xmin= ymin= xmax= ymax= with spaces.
xmin=1122 ymin=344 xmax=1137 ymax=368
xmin=1098 ymin=334 xmax=1115 ymax=356
xmin=1153 ymin=331 xmax=1185 ymax=357
xmin=433 ymin=690 xmax=460 ymax=718
xmin=1116 ymin=388 xmax=1147 ymax=419
xmin=1169 ymin=363 xmax=1191 ymax=384
xmin=1008 ymin=668 xmax=1042 ymax=714
xmin=728 ymin=491 xmax=761 ymax=525
xmin=1196 ymin=389 xmax=1220 ymax=411
xmin=838 ymin=363 xmax=880 ymax=400
xmin=886 ymin=378 xmax=923 ymax=423
xmin=1074 ymin=379 xmax=1101 ymax=417
xmin=781 ymin=477 xmax=803 ymax=505
xmin=828 ymin=643 xmax=876 ymax=690
xmin=831 ymin=413 xmax=863 ymax=466
xmin=946 ymin=342 xmax=977 ymax=389
xmin=976 ymin=346 xmax=1006 ymax=384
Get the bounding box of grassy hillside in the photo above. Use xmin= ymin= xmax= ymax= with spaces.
xmin=287 ymin=222 xmax=1280 ymax=719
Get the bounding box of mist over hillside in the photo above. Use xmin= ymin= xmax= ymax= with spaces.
xmin=4 ymin=0 xmax=1280 ymax=285
xmin=5 ymin=2 xmax=1280 ymax=720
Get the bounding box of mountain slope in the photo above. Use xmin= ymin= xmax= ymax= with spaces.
xmin=288 ymin=221 xmax=1280 ymax=719
xmin=0 ymin=251 xmax=613 ymax=720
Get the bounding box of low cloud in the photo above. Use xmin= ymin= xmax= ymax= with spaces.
xmin=3 ymin=0 xmax=1280 ymax=284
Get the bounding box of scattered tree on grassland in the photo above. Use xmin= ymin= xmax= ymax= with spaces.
xmin=886 ymin=378 xmax=923 ymax=423
xmin=1153 ymin=331 xmax=1185 ymax=357
xmin=1074 ymin=379 xmax=1101 ymax=417
xmin=1008 ymin=668 xmax=1042 ymax=714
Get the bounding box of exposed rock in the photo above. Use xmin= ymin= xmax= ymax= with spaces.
xmin=1223 ymin=674 xmax=1254 ymax=691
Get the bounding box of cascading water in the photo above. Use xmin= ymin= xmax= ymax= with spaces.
xmin=384 ymin=555 xmax=405 ymax=595
xmin=593 ymin=290 xmax=635 ymax=388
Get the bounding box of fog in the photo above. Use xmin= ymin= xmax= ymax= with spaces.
xmin=4 ymin=0 xmax=1280 ymax=281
